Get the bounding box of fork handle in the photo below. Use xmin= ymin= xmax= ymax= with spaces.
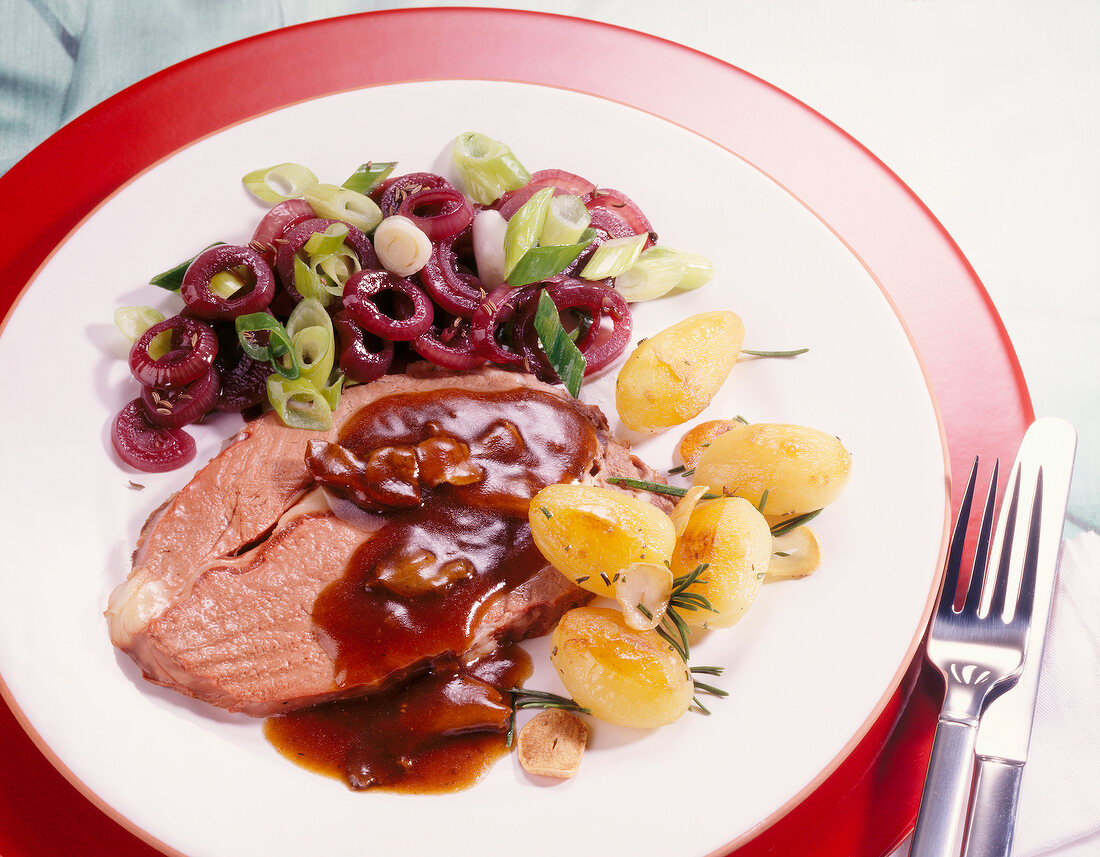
xmin=910 ymin=717 xmax=978 ymax=857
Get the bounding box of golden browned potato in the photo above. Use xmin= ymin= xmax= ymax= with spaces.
xmin=529 ymin=484 xmax=676 ymax=597
xmin=670 ymin=497 xmax=773 ymax=628
xmin=615 ymin=311 xmax=745 ymax=433
xmin=677 ymin=419 xmax=744 ymax=469
xmin=550 ymin=606 xmax=694 ymax=728
xmin=692 ymin=423 xmax=852 ymax=518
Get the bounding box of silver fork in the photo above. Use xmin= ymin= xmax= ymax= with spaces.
xmin=909 ymin=457 xmax=1042 ymax=857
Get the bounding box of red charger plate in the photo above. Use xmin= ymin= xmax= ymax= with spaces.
xmin=0 ymin=9 xmax=1032 ymax=857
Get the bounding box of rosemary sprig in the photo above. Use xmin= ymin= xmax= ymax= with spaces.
xmin=654 ymin=563 xmax=715 ymax=662
xmin=770 ymin=508 xmax=822 ymax=536
xmin=607 ymin=476 xmax=719 ymax=500
xmin=688 ymin=666 xmax=729 ymax=714
xmin=506 ymin=688 xmax=590 ymax=748
xmin=741 ymin=347 xmax=809 ymax=358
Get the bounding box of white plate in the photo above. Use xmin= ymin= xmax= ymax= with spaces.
xmin=0 ymin=81 xmax=945 ymax=857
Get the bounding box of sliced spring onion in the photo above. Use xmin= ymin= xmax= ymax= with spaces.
xmin=373 ymin=215 xmax=432 ymax=276
xmin=613 ymin=249 xmax=687 ymax=302
xmin=209 ymin=269 xmax=245 ymax=299
xmin=303 ymin=183 xmax=382 ymax=233
xmin=316 ymin=250 xmax=360 ymax=295
xmin=579 ymin=233 xmax=648 ymax=280
xmin=508 ymin=228 xmax=596 ymax=287
xmin=451 ymin=132 xmax=531 ymax=205
xmin=533 ymin=289 xmax=586 ymax=398
xmin=644 ymin=246 xmax=716 ymax=292
xmin=287 ymin=299 xmax=336 ymax=388
xmin=503 ymin=187 xmax=553 ymax=278
xmin=114 ymin=306 xmax=165 ymax=342
xmin=266 ymin=376 xmax=334 ymax=431
xmin=286 ymin=297 xmax=331 ymax=340
xmin=293 ymin=254 xmax=330 ymax=305
xmin=341 ymin=161 xmax=397 ymax=195
xmin=292 ymin=326 xmax=335 ymax=389
xmin=472 ymin=209 xmax=508 ymax=288
xmin=149 ymin=242 xmax=225 ymax=291
xmin=320 ymin=374 xmax=344 ymax=411
xmin=303 ymin=222 xmax=349 ymax=257
xmin=234 ymin=312 xmax=301 ymax=380
xmin=540 ymin=194 xmax=590 ymax=246
xmin=242 ymin=163 xmax=319 ymax=204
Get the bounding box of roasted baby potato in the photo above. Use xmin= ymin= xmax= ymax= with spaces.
xmin=615 ymin=311 xmax=745 ymax=433
xmin=550 ymin=606 xmax=694 ymax=728
xmin=529 ymin=484 xmax=676 ymax=597
xmin=670 ymin=497 xmax=773 ymax=629
xmin=678 ymin=419 xmax=744 ymax=469
xmin=692 ymin=423 xmax=852 ymax=518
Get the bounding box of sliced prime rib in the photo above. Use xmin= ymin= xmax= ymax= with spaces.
xmin=107 ymin=365 xmax=664 ymax=717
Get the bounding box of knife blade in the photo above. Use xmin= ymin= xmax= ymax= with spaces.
xmin=962 ymin=417 xmax=1077 ymax=857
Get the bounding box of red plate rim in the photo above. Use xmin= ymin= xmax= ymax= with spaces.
xmin=0 ymin=9 xmax=1032 ymax=857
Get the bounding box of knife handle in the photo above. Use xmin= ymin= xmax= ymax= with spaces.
xmin=962 ymin=757 xmax=1024 ymax=857
xmin=911 ymin=718 xmax=978 ymax=857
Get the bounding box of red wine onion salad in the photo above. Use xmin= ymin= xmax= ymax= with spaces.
xmin=111 ymin=134 xmax=714 ymax=472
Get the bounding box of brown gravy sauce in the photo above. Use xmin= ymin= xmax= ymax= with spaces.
xmin=264 ymin=387 xmax=597 ymax=792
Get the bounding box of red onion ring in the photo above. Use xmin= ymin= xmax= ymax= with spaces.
xmin=112 ymin=399 xmax=196 ymax=473
xmin=397 ymin=186 xmax=474 ymax=241
xmin=512 ymin=279 xmax=632 ymax=379
xmin=251 ymin=198 xmax=315 ymax=251
xmin=378 ymin=172 xmax=452 ymax=218
xmin=179 ymin=244 xmax=276 ymax=320
xmin=469 ymin=284 xmax=539 ymax=367
xmin=215 ymin=346 xmax=270 ymax=412
xmin=343 ymin=269 xmax=434 ymax=341
xmin=411 ymin=316 xmax=486 ymax=371
xmin=140 ymin=364 xmax=222 ymax=428
xmin=418 ymin=227 xmax=484 ymax=318
xmin=334 ymin=310 xmax=394 ymax=382
xmin=129 ymin=316 xmax=218 ymax=388
xmin=496 ymin=169 xmax=597 ymax=220
xmin=586 ymin=188 xmax=655 ymax=237
xmin=274 ymin=217 xmax=380 ymax=300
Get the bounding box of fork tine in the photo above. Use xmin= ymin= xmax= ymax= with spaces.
xmin=963 ymin=459 xmax=1000 ymax=614
xmin=940 ymin=456 xmax=980 ymax=615
xmin=1012 ymin=466 xmax=1044 ymax=627
xmin=988 ymin=467 xmax=1021 ymax=618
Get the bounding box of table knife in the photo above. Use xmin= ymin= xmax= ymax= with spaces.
xmin=962 ymin=417 xmax=1077 ymax=857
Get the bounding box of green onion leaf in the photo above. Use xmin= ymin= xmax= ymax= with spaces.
xmin=579 ymin=233 xmax=647 ymax=280
xmin=342 ymin=161 xmax=397 ymax=195
xmin=319 ymin=375 xmax=344 ymax=411
xmin=303 ymin=183 xmax=382 ymax=234
xmin=266 ymin=376 xmax=333 ymax=431
xmin=503 ymin=186 xmax=553 ymax=278
xmin=533 ymin=289 xmax=586 ymax=398
xmin=234 ymin=313 xmax=301 ymax=380
xmin=287 ymin=298 xmax=336 ymax=389
xmin=646 ymin=246 xmax=716 ymax=293
xmin=507 ymin=228 xmax=596 ymax=287
xmin=149 ymin=242 xmax=225 ymax=291
xmin=452 ymin=132 xmax=531 ymax=205
xmin=114 ymin=306 xmax=165 ymax=342
xmin=303 ymin=222 xmax=349 ymax=257
xmin=614 ymin=246 xmax=715 ymax=302
xmin=242 ymin=163 xmax=318 ymax=204
xmin=293 ymin=254 xmax=329 ymax=305
xmin=209 ymin=269 xmax=245 ymax=299
xmin=540 ymin=194 xmax=590 ymax=246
